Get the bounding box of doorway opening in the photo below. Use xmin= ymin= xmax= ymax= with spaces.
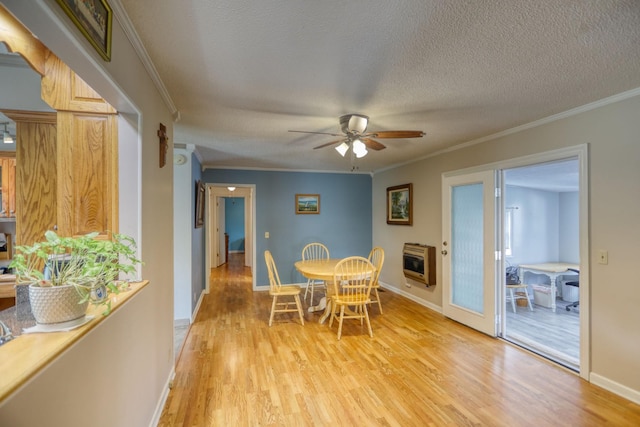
xmin=442 ymin=145 xmax=589 ymax=377
xmin=500 ymin=158 xmax=580 ymax=371
xmin=206 ymin=184 xmax=256 ymax=290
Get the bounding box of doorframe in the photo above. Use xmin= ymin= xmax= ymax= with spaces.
xmin=205 ymin=184 xmax=256 ymax=291
xmin=443 ymin=144 xmax=590 ymax=379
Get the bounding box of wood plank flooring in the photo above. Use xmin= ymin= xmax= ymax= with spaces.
xmin=159 ymin=255 xmax=640 ymax=426
xmin=505 ymin=298 xmax=580 ymax=369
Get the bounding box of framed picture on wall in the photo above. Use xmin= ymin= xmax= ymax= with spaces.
xmin=296 ymin=194 xmax=320 ymax=214
xmin=55 ymin=0 xmax=113 ymax=61
xmin=195 ymin=180 xmax=205 ymax=228
xmin=387 ymin=183 xmax=412 ymax=225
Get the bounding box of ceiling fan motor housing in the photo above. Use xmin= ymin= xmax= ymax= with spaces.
xmin=340 ymin=114 xmax=368 ymax=135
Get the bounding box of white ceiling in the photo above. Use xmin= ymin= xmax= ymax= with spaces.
xmin=505 ymin=159 xmax=579 ymax=192
xmin=117 ymin=0 xmax=640 ymax=173
xmin=4 ymin=1 xmax=640 ymax=177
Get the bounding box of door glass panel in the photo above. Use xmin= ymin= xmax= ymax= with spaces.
xmin=451 ymin=183 xmax=484 ymax=313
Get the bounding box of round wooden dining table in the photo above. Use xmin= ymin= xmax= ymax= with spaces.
xmin=294 ymin=258 xmax=341 ymax=323
xmin=294 ymin=258 xmax=376 ymax=324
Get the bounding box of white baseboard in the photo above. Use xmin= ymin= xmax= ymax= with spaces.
xmin=379 ymin=281 xmax=443 ymax=314
xmin=174 ymin=318 xmax=189 ymax=328
xmin=590 ymin=372 xmax=640 ymax=405
xmin=191 ymin=289 xmax=205 ymax=323
xmin=150 ymin=366 xmax=175 ymax=427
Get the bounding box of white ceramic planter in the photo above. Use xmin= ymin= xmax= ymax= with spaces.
xmin=29 ymin=283 xmax=89 ymax=324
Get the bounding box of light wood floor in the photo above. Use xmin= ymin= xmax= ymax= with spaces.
xmin=159 ymin=255 xmax=640 ymax=426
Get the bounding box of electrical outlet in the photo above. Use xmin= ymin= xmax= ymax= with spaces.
xmin=265 ymin=232 xmax=269 ymax=239
xmin=598 ymin=250 xmax=608 ymax=265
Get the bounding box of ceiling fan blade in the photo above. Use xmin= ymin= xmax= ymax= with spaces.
xmin=361 ymin=138 xmax=386 ymax=151
xmin=289 ymin=130 xmax=343 ymax=137
xmin=366 ymin=130 xmax=425 ymax=139
xmin=313 ymin=139 xmax=345 ymax=149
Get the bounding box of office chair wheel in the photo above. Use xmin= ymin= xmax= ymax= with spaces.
xmin=566 ymin=306 xmax=570 ymax=311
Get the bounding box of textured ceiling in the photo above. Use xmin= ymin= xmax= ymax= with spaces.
xmin=119 ymin=1 xmax=640 ymax=173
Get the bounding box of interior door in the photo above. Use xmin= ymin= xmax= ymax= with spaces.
xmin=442 ymin=170 xmax=498 ymax=336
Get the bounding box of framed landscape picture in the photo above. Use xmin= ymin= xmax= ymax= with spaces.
xmin=296 ymin=194 xmax=320 ymax=214
xmin=387 ymin=183 xmax=412 ymax=225
xmin=56 ymin=0 xmax=113 ymax=61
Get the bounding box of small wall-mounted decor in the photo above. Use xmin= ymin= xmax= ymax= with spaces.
xmin=55 ymin=0 xmax=113 ymax=61
xmin=387 ymin=183 xmax=412 ymax=225
xmin=195 ymin=180 xmax=205 ymax=228
xmin=296 ymin=194 xmax=320 ymax=214
xmin=158 ymin=123 xmax=168 ymax=168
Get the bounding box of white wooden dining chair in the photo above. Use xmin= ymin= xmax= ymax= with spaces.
xmin=329 ymin=256 xmax=375 ymax=340
xmin=264 ymin=250 xmax=305 ymax=326
xmin=301 ymin=242 xmax=329 ymax=304
xmin=367 ymin=246 xmax=385 ymax=314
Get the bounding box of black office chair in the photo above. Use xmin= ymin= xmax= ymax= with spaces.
xmin=565 ymin=268 xmax=579 ymax=311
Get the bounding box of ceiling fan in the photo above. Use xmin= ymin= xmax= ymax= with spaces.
xmin=289 ymin=114 xmax=425 ymax=158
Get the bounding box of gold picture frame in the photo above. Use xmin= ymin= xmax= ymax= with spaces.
xmin=296 ymin=194 xmax=320 ymax=214
xmin=387 ymin=183 xmax=412 ymax=225
xmin=56 ymin=0 xmax=113 ymax=61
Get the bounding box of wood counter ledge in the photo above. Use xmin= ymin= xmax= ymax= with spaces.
xmin=0 ymin=274 xmax=16 ymax=298
xmin=0 ymin=280 xmax=149 ymax=403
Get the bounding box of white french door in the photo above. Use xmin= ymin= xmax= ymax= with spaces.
xmin=442 ymin=170 xmax=498 ymax=336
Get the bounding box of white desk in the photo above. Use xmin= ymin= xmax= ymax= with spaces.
xmin=519 ymin=263 xmax=579 ymax=312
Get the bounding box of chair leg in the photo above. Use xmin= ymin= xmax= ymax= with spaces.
xmin=373 ymin=288 xmax=383 ymax=314
xmin=304 ymin=279 xmax=311 ymax=302
xmin=337 ymin=305 xmax=345 ymax=340
xmin=525 ymin=288 xmax=533 ymax=311
xmin=269 ymin=295 xmax=277 ymax=326
xmin=509 ymin=288 xmax=516 ymax=313
xmin=363 ymin=305 xmax=373 ymax=337
xmin=294 ymin=294 xmax=305 ymax=325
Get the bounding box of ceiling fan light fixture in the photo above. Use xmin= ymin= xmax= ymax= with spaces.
xmin=340 ymin=114 xmax=369 ymax=134
xmin=352 ymin=139 xmax=368 ymax=158
xmin=335 ymin=142 xmax=349 ymax=157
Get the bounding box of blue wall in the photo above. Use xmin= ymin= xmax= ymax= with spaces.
xmin=225 ymin=197 xmax=245 ymax=251
xmin=192 ymin=154 xmax=205 ymax=310
xmin=202 ymin=169 xmax=373 ymax=287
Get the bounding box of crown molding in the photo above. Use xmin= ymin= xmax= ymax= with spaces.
xmin=109 ymin=0 xmax=180 ymax=122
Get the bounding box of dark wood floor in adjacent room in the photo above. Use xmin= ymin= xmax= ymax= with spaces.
xmin=159 ymin=254 xmax=640 ymax=426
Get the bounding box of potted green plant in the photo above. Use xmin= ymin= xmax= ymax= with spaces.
xmin=9 ymin=230 xmax=142 ymax=324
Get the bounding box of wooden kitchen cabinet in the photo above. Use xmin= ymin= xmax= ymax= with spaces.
xmin=2 ymin=52 xmax=118 ymax=246
xmin=4 ymin=111 xmax=57 ymax=247
xmin=0 ymin=155 xmax=16 ymax=218
xmin=42 ymin=52 xmax=118 ymax=240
